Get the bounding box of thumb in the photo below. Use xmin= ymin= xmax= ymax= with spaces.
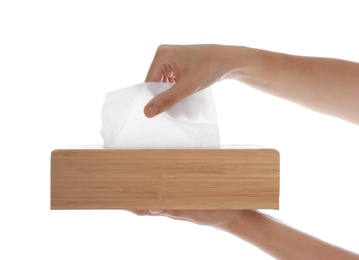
xmin=144 ymin=82 xmax=191 ymax=118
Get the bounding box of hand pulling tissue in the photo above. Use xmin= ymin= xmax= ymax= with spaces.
xmin=101 ymin=82 xmax=220 ymax=148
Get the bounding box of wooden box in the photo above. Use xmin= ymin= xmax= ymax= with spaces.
xmin=51 ymin=146 xmax=279 ymax=210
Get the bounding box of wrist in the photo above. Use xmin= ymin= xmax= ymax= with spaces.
xmin=219 ymin=45 xmax=252 ymax=81
xmin=220 ymin=210 xmax=260 ymax=239
xmin=216 ymin=209 xmax=247 ymax=234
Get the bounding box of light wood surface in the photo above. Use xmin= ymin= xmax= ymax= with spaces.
xmin=51 ymin=147 xmax=279 ymax=210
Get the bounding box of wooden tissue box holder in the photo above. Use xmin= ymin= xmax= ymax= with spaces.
xmin=51 ymin=145 xmax=279 ymax=210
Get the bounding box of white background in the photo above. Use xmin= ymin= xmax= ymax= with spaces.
xmin=1 ymin=0 xmax=358 ymax=259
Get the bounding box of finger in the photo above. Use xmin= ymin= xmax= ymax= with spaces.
xmin=169 ymin=76 xmax=176 ymax=84
xmin=161 ymin=210 xmax=190 ymax=220
xmin=145 ymin=46 xmax=174 ymax=82
xmin=129 ymin=210 xmax=170 ymax=217
xmin=128 ymin=210 xmax=152 ymax=216
xmin=143 ymin=81 xmax=193 ymax=118
xmin=130 ymin=210 xmax=186 ymax=221
xmin=133 ymin=210 xmax=208 ymax=229
xmin=161 ymin=71 xmax=176 ymax=83
xmin=150 ymin=210 xmax=195 ymax=222
xmin=145 ymin=60 xmax=164 ymax=82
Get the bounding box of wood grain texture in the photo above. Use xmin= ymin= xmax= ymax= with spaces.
xmin=51 ymin=147 xmax=279 ymax=210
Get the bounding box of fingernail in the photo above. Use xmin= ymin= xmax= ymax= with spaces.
xmin=150 ymin=210 xmax=164 ymax=214
xmin=147 ymin=105 xmax=158 ymax=117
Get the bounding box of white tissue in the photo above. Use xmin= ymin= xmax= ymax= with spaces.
xmin=101 ymin=82 xmax=220 ymax=148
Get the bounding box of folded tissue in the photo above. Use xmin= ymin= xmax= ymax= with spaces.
xmin=101 ymin=82 xmax=220 ymax=148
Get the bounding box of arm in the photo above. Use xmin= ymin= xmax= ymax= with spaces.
xmin=133 ymin=210 xmax=359 ymax=259
xmin=144 ymin=45 xmax=359 ymax=125
xmin=228 ymin=210 xmax=358 ymax=259
xmin=225 ymin=46 xmax=359 ymax=125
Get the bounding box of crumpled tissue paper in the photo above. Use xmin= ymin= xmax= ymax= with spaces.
xmin=101 ymin=82 xmax=220 ymax=148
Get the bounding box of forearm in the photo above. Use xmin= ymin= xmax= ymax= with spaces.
xmin=224 ymin=210 xmax=359 ymax=259
xmin=222 ymin=46 xmax=359 ymax=125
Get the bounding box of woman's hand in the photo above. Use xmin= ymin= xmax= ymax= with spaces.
xmin=131 ymin=209 xmax=359 ymax=259
xmin=144 ymin=44 xmax=230 ymax=118
xmin=131 ymin=210 xmax=243 ymax=231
